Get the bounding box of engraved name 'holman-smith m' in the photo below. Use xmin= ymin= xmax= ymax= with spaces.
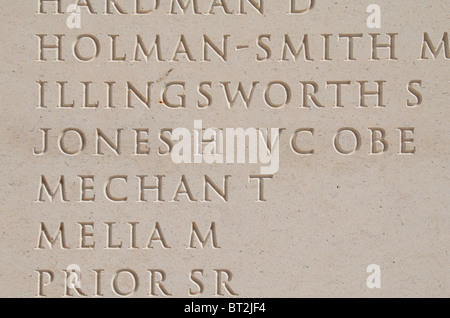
xmin=36 ymin=32 xmax=450 ymax=63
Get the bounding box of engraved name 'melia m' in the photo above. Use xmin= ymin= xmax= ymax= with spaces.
xmin=170 ymin=120 xmax=281 ymax=174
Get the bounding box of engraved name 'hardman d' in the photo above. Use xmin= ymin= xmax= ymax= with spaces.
xmin=37 ymin=0 xmax=316 ymax=16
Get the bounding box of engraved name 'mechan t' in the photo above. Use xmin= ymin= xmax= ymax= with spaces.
xmin=170 ymin=120 xmax=281 ymax=174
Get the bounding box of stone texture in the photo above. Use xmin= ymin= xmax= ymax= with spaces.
xmin=0 ymin=0 xmax=449 ymax=297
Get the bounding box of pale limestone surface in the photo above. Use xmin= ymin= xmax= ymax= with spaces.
xmin=0 ymin=0 xmax=449 ymax=297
